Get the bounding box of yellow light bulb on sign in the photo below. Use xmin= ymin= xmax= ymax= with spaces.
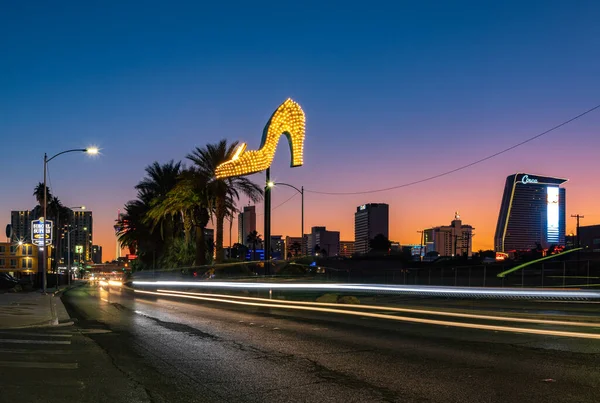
xmin=215 ymin=98 xmax=306 ymax=179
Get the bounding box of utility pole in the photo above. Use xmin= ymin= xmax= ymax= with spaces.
xmin=417 ymin=230 xmax=424 ymax=261
xmin=571 ymin=214 xmax=584 ymax=248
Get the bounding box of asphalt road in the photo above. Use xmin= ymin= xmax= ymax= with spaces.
xmin=25 ymin=284 xmax=599 ymax=402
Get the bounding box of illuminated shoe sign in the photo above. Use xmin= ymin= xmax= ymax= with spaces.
xmin=215 ymin=98 xmax=305 ymax=179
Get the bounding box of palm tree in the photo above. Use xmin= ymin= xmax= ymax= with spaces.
xmin=290 ymin=242 xmax=301 ymax=258
xmin=246 ymin=230 xmax=262 ymax=262
xmin=187 ymin=140 xmax=263 ymax=263
xmin=117 ymin=161 xmax=182 ymax=269
xmin=33 ymin=182 xmax=52 ymax=207
xmin=135 ymin=161 xmax=182 ymax=243
xmin=146 ymin=168 xmax=213 ymax=266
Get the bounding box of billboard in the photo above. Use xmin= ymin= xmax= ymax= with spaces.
xmin=31 ymin=218 xmax=53 ymax=246
xmin=547 ymin=186 xmax=560 ymax=244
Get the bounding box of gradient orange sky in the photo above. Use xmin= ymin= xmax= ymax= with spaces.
xmin=2 ymin=2 xmax=599 ymax=261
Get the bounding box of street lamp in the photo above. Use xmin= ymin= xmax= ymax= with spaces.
xmin=267 ymin=181 xmax=304 ymax=256
xmin=41 ymin=148 xmax=97 ymax=293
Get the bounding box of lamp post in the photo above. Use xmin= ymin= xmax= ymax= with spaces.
xmin=41 ymin=148 xmax=98 ymax=293
xmin=267 ymin=181 xmax=304 ymax=256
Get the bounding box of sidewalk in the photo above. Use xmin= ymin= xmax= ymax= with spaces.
xmin=0 ymin=291 xmax=72 ymax=329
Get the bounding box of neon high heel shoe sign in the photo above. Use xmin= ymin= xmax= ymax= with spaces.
xmin=215 ymin=98 xmax=306 ymax=179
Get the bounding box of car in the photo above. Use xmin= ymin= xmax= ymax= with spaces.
xmin=0 ymin=273 xmax=19 ymax=289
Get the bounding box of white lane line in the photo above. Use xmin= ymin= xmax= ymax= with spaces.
xmin=0 ymin=348 xmax=72 ymax=355
xmin=0 ymin=361 xmax=78 ymax=369
xmin=0 ymin=339 xmax=71 ymax=345
xmin=0 ymin=332 xmax=72 ymax=338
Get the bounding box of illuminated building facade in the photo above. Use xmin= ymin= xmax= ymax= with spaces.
xmin=494 ymin=173 xmax=567 ymax=252
xmin=10 ymin=211 xmax=35 ymax=242
xmin=424 ymin=213 xmax=474 ymax=257
xmin=0 ymin=242 xmax=42 ymax=277
xmin=354 ymin=203 xmax=389 ymax=255
xmin=92 ymin=245 xmax=103 ymax=264
xmin=339 ymin=241 xmax=355 ymax=257
xmin=71 ymin=211 xmax=93 ymax=263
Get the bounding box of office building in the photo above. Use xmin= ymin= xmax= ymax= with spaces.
xmin=237 ymin=205 xmax=256 ymax=246
xmin=579 ymin=225 xmax=600 ymax=252
xmin=270 ymin=235 xmax=284 ymax=259
xmin=307 ymin=226 xmax=340 ymax=256
xmin=424 ymin=213 xmax=474 ymax=257
xmin=354 ymin=203 xmax=389 ymax=255
xmin=285 ymin=236 xmax=303 ymax=259
xmin=10 ymin=210 xmax=37 ymax=242
xmin=70 ymin=211 xmax=93 ymax=263
xmin=92 ymin=245 xmax=103 ymax=264
xmin=339 ymin=241 xmax=355 ymax=257
xmin=494 ymin=173 xmax=567 ymax=252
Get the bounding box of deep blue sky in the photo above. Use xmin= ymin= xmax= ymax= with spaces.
xmin=2 ymin=1 xmax=599 ymax=257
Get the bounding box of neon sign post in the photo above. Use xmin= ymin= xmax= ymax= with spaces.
xmin=31 ymin=218 xmax=53 ymax=247
xmin=215 ymin=99 xmax=306 ymax=270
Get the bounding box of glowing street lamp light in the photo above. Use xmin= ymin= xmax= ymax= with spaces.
xmin=41 ymin=148 xmax=98 ymax=293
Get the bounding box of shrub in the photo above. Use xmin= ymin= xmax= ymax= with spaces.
xmin=316 ymin=293 xmax=339 ymax=303
xmin=337 ymin=295 xmax=360 ymax=305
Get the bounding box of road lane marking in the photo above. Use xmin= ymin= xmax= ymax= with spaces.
xmin=0 ymin=348 xmax=72 ymax=354
xmin=157 ymin=289 xmax=600 ymax=328
xmin=0 ymin=339 xmax=71 ymax=345
xmin=0 ymin=331 xmax=72 ymax=338
xmin=0 ymin=361 xmax=78 ymax=369
xmin=135 ymin=289 xmax=600 ymax=340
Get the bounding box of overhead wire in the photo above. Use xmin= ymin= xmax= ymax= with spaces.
xmin=304 ymin=103 xmax=600 ymax=195
xmin=256 ymin=193 xmax=298 ymax=217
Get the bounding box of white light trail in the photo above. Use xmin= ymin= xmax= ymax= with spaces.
xmin=131 ymin=281 xmax=600 ymax=299
xmin=159 ymin=290 xmax=600 ymax=328
xmin=134 ymin=289 xmax=600 ymax=340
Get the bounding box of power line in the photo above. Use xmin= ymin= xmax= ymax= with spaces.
xmin=256 ymin=193 xmax=298 ymax=217
xmin=306 ymin=103 xmax=600 ymax=196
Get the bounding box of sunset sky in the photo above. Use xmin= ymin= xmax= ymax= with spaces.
xmin=2 ymin=1 xmax=599 ymax=261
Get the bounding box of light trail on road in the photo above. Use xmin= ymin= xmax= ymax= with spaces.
xmin=157 ymin=289 xmax=600 ymax=328
xmin=133 ymin=289 xmax=600 ymax=340
xmin=131 ymin=280 xmax=600 ymax=300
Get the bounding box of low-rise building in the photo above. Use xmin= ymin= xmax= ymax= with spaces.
xmin=307 ymin=226 xmax=340 ymax=257
xmin=339 ymin=241 xmax=355 ymax=257
xmin=0 ymin=242 xmax=43 ymax=277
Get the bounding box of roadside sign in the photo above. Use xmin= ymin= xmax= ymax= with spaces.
xmin=75 ymin=245 xmax=83 ymax=254
xmin=31 ymin=218 xmax=53 ymax=246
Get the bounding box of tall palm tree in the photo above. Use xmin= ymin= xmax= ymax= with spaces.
xmin=246 ymin=230 xmax=262 ymax=262
xmin=146 ymin=168 xmax=213 ymax=266
xmin=117 ymin=199 xmax=154 ymax=266
xmin=33 ymin=182 xmax=52 ymax=207
xmin=135 ymin=161 xmax=182 ymax=242
xmin=187 ymin=140 xmax=263 ymax=263
xmin=117 ymin=161 xmax=182 ymax=269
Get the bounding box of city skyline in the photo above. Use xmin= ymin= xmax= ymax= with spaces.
xmin=2 ymin=2 xmax=600 ymax=260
